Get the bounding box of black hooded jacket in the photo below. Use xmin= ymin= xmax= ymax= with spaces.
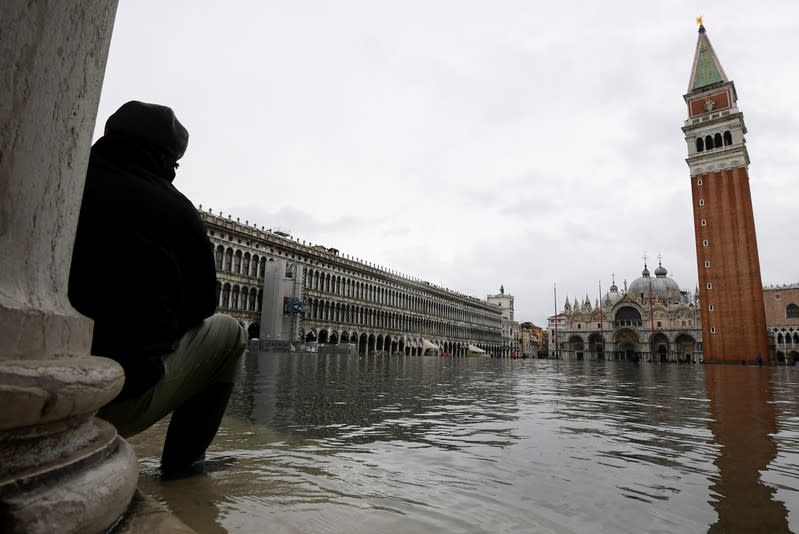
xmin=69 ymin=134 xmax=217 ymax=399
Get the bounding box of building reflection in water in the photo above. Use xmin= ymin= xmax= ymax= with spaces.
xmin=705 ymin=365 xmax=789 ymax=533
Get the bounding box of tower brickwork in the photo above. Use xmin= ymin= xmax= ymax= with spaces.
xmin=682 ymin=25 xmax=769 ymax=362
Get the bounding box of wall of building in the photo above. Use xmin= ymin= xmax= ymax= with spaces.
xmin=692 ymin=166 xmax=769 ymax=361
xmin=764 ymin=286 xmax=799 ymax=362
xmin=201 ymin=209 xmax=504 ymax=356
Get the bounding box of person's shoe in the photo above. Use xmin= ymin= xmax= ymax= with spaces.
xmin=160 ymin=454 xmax=206 ymax=480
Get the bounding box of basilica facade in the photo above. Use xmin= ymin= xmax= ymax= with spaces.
xmin=547 ymin=262 xmax=703 ymax=362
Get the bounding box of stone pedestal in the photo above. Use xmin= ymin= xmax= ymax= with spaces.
xmin=0 ymin=2 xmax=138 ymax=533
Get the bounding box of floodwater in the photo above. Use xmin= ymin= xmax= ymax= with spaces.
xmin=129 ymin=353 xmax=799 ymax=533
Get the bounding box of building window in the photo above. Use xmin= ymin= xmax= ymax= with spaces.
xmin=714 ymin=132 xmax=723 ymax=147
xmin=787 ymin=304 xmax=799 ymax=319
xmin=701 ymin=218 xmax=707 ymax=226
xmin=710 ymin=326 xmax=717 ymax=334
xmin=696 ymin=138 xmax=704 ymax=152
xmin=657 ymin=321 xmax=662 ymax=328
xmin=705 ymin=135 xmax=714 ymax=149
xmin=699 ymin=199 xmax=705 ymax=206
xmin=697 ymin=178 xmax=703 ymax=186
xmin=577 ymin=324 xmax=581 ymax=329
xmin=706 ymin=282 xmax=712 ymax=289
xmin=597 ymin=323 xmax=601 ymax=329
xmin=709 ymin=304 xmax=714 ymax=311
xmin=705 ymin=261 xmax=711 ymax=268
xmin=723 ymin=131 xmax=732 ymax=146
xmin=703 ymin=240 xmax=709 ymax=247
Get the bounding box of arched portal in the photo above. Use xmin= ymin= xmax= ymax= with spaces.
xmin=368 ymin=334 xmax=376 ymax=355
xmin=568 ymin=335 xmax=585 ymax=360
xmin=247 ymin=322 xmax=260 ymax=339
xmin=675 ymin=334 xmax=696 ymax=363
xmin=588 ymin=333 xmax=604 ymax=359
xmin=614 ymin=329 xmax=640 ymax=361
xmin=318 ymin=330 xmax=329 ymax=344
xmin=651 ymin=332 xmax=669 ymax=362
xmin=359 ymin=333 xmax=368 ymax=356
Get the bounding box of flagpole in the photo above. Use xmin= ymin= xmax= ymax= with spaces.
xmin=553 ymin=283 xmax=559 ymax=360
xmin=598 ymin=279 xmax=604 ymax=359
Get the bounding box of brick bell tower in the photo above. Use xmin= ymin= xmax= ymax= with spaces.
xmin=682 ymin=22 xmax=769 ymax=363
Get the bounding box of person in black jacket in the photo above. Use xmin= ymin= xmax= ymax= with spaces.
xmin=69 ymin=100 xmax=246 ymax=476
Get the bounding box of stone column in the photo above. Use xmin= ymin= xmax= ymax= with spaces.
xmin=0 ymin=2 xmax=138 ymax=533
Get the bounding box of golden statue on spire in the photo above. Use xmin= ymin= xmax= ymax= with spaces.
xmin=696 ymin=15 xmax=704 ymax=26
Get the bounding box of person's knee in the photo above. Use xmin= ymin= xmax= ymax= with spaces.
xmin=209 ymin=313 xmax=247 ymax=350
xmin=207 ymin=314 xmax=246 ymax=377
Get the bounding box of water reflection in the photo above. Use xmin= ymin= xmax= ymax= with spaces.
xmin=231 ymin=353 xmax=522 ymax=449
xmin=126 ymin=354 xmax=799 ymax=533
xmin=705 ymin=365 xmax=790 ymax=533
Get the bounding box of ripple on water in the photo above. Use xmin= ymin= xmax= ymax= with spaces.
xmin=125 ymin=356 xmax=799 ymax=533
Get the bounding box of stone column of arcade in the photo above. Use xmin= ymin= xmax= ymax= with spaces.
xmin=0 ymin=3 xmax=139 ymax=533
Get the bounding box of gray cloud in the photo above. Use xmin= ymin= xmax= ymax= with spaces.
xmin=96 ymin=0 xmax=799 ymax=324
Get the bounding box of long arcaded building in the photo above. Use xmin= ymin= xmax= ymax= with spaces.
xmin=201 ymin=208 xmax=504 ymax=356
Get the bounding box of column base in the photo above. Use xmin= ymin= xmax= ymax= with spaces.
xmin=0 ymin=358 xmax=138 ymax=533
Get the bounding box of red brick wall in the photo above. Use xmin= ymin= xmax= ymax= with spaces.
xmin=763 ymin=288 xmax=799 ymax=326
xmin=691 ymin=166 xmax=769 ymax=361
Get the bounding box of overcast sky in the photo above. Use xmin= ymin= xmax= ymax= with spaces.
xmin=95 ymin=1 xmax=799 ymax=325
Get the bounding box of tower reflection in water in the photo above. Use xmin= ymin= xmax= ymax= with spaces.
xmin=705 ymin=365 xmax=789 ymax=533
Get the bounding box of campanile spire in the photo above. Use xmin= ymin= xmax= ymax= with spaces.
xmin=688 ymin=22 xmax=729 ymax=93
xmin=681 ymin=23 xmax=769 ymax=362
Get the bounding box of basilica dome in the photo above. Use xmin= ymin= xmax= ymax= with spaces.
xmin=604 ymin=278 xmax=623 ymax=307
xmin=628 ymin=262 xmax=682 ymax=302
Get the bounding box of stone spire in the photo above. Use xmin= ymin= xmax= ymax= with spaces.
xmin=687 ymin=23 xmax=729 ymax=92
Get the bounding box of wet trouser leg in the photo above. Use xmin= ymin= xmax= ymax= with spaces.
xmin=160 ymin=381 xmax=235 ymax=473
xmin=99 ymin=314 xmax=246 ymax=469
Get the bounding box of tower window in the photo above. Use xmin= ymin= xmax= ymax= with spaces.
xmin=723 ymin=131 xmax=732 ymax=146
xmin=701 ymin=218 xmax=707 ymax=226
xmin=710 ymin=326 xmax=717 ymax=334
xmin=709 ymin=304 xmax=714 ymax=311
xmin=705 ymin=135 xmax=714 ymax=149
xmin=697 ymin=178 xmax=703 ymax=186
xmin=703 ymin=240 xmax=709 ymax=246
xmin=699 ymin=199 xmax=705 ymax=206
xmin=787 ymin=304 xmax=799 ymax=318
xmin=706 ymin=282 xmax=712 ymax=289
xmin=714 ymin=133 xmax=723 ymax=147
xmin=696 ymin=138 xmax=704 ymax=152
xmin=705 ymin=261 xmax=711 ymax=268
